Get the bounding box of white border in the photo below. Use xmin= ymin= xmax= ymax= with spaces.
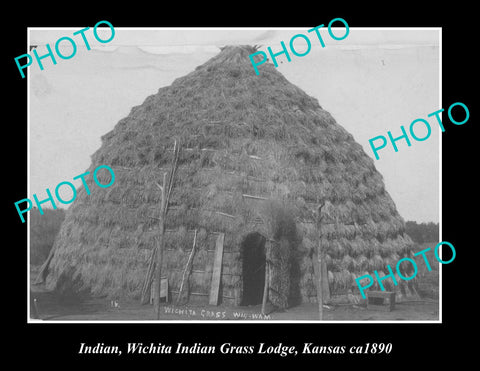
xmin=438 ymin=30 xmax=443 ymax=323
xmin=27 ymin=26 xmax=442 ymax=324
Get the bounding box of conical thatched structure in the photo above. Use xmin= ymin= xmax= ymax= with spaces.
xmin=42 ymin=45 xmax=416 ymax=307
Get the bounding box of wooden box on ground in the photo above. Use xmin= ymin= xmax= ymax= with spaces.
xmin=367 ymin=291 xmax=395 ymax=311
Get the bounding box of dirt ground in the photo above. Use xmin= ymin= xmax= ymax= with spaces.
xmin=29 ymin=267 xmax=439 ymax=322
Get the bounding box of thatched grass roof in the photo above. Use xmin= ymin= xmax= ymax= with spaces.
xmin=44 ymin=45 xmax=415 ymax=304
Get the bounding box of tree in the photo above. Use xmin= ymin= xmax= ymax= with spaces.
xmin=30 ymin=208 xmax=66 ymax=265
xmin=405 ymin=221 xmax=439 ymax=243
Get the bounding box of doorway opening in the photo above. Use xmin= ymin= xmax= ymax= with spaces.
xmin=241 ymin=232 xmax=266 ymax=306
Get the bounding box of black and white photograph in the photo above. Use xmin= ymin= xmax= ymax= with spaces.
xmin=6 ymin=7 xmax=475 ymax=364
xmin=26 ymin=26 xmax=440 ymax=322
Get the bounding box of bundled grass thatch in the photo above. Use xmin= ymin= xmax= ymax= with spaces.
xmin=42 ymin=45 xmax=415 ymax=306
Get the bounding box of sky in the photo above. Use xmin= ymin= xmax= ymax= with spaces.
xmin=28 ymin=27 xmax=440 ymax=223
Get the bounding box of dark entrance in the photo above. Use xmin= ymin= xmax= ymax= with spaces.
xmin=241 ymin=232 xmax=266 ymax=306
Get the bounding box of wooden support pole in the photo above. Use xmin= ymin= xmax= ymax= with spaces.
xmin=154 ymin=172 xmax=167 ymax=320
xmin=35 ymin=244 xmax=56 ymax=284
xmin=209 ymin=233 xmax=225 ymax=306
xmin=261 ymin=240 xmax=270 ymax=315
xmin=261 ymin=263 xmax=269 ymax=315
xmin=315 ymin=200 xmax=326 ymax=321
xmin=317 ymin=247 xmax=324 ymax=321
xmin=142 ymin=140 xmax=180 ymax=310
xmin=242 ymin=194 xmax=267 ymax=200
xmin=176 ymin=229 xmax=198 ymax=305
xmin=140 ymin=246 xmax=157 ymax=304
